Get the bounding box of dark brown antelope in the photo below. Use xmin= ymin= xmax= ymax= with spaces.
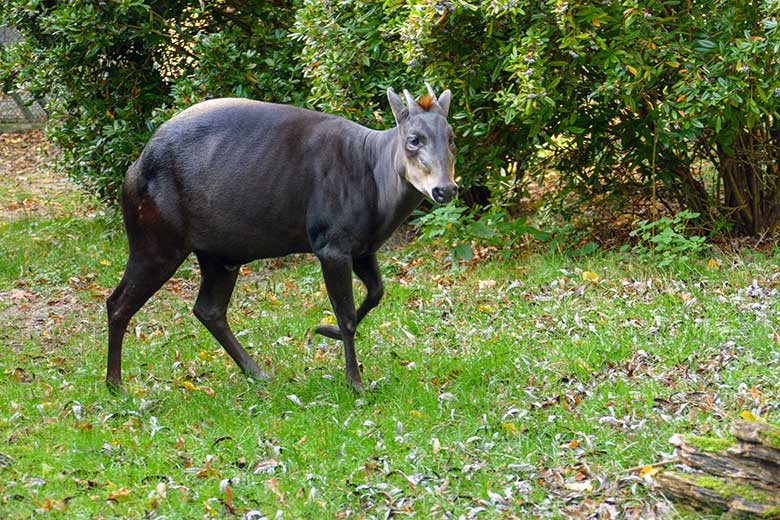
xmin=106 ymin=84 xmax=457 ymax=393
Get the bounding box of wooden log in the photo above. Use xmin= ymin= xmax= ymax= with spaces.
xmin=669 ymin=434 xmax=780 ymax=488
xmin=654 ymin=419 xmax=780 ymax=517
xmin=654 ymin=471 xmax=780 ymax=518
xmin=733 ymin=419 xmax=780 ymax=453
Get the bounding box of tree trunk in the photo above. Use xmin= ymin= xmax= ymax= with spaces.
xmin=719 ymin=123 xmax=780 ymax=237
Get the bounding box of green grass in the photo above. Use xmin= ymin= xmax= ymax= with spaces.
xmin=1 ymin=175 xmax=779 ymax=518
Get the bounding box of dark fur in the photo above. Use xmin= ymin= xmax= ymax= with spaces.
xmin=106 ymin=92 xmax=455 ymax=393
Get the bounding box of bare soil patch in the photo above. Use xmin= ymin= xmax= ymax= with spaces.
xmin=0 ymin=131 xmax=86 ymax=220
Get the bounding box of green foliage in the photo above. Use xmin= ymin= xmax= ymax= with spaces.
xmin=412 ymin=204 xmax=479 ymax=264
xmin=1 ymin=1 xmax=172 ymax=202
xmin=1 ymin=1 xmax=303 ymax=204
xmin=487 ymin=0 xmax=780 ymax=235
xmin=294 ymin=0 xmax=780 ymax=235
xmin=291 ymin=1 xmax=404 ymax=125
xmin=412 ymin=204 xmax=551 ymax=266
xmin=629 ymin=210 xmax=709 ymax=269
xmin=3 ymin=0 xmax=779 ymax=238
xmin=291 ymin=0 xmax=520 ymax=192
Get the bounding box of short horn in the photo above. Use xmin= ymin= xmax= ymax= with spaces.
xmin=403 ymin=89 xmax=416 ymax=108
xmin=424 ymin=82 xmax=438 ymax=103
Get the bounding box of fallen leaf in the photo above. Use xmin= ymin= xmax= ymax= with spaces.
xmin=265 ymin=477 xmax=285 ymax=503
xmin=37 ymin=498 xmax=68 ymax=512
xmin=739 ymin=410 xmax=763 ymax=422
xmin=155 ymin=482 xmax=167 ymax=498
xmin=107 ymin=487 xmax=131 ymax=501
xmin=582 ymin=271 xmax=600 ymax=283
xmin=639 ymin=465 xmax=661 ymax=478
xmin=13 ymin=367 xmax=32 ymax=383
xmin=564 ymin=480 xmax=593 ymax=492
xmin=181 ymin=380 xmax=214 ymax=396
xmin=478 ymin=279 xmax=497 ymax=289
xmin=253 ymin=458 xmax=280 ymax=474
xmin=224 ymin=484 xmax=234 ymax=510
xmin=8 ymin=288 xmax=37 ymax=301
xmin=197 ymin=464 xmax=216 ymax=478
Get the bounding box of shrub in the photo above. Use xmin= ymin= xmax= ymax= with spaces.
xmin=280 ymin=0 xmax=780 ymax=236
xmin=1 ymin=1 xmax=303 ymax=204
xmin=412 ymin=204 xmax=551 ymax=266
xmin=3 ymin=0 xmax=778 ymax=239
xmin=480 ymin=0 xmax=780 ymax=236
xmin=292 ymin=0 xmax=531 ymax=206
xmin=628 ymin=210 xmax=709 ymax=269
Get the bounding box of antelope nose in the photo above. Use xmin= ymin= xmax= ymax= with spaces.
xmin=432 ymin=184 xmax=458 ymax=204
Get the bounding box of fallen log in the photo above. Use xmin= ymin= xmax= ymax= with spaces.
xmin=653 ymin=418 xmax=780 ymax=518
xmin=731 ymin=421 xmax=780 ymax=450
xmin=654 ymin=471 xmax=780 ymax=517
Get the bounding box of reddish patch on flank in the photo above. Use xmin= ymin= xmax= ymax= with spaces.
xmin=417 ymin=94 xmax=435 ymax=110
xmin=137 ymin=197 xmax=158 ymax=224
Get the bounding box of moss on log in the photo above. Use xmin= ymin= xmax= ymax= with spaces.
xmin=733 ymin=419 xmax=780 ymax=452
xmin=655 ymin=471 xmax=780 ymax=517
xmin=654 ymin=419 xmax=780 ymax=518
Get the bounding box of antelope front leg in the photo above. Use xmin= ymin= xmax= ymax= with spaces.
xmin=315 ymin=254 xmax=383 ymax=340
xmin=317 ymin=254 xmax=362 ymax=392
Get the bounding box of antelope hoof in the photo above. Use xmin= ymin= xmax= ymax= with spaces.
xmin=248 ymin=368 xmax=272 ymax=383
xmin=106 ymin=378 xmax=127 ymax=397
xmin=314 ymin=324 xmax=342 ymax=340
xmin=347 ymin=373 xmax=364 ymax=394
xmin=243 ymin=360 xmax=272 ymax=382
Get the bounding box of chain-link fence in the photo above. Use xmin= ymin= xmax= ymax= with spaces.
xmin=0 ymin=26 xmax=47 ymax=131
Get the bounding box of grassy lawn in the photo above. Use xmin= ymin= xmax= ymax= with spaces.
xmin=1 ymin=136 xmax=779 ymax=518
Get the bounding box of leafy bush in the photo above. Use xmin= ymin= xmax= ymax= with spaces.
xmin=412 ymin=204 xmax=551 ymax=266
xmin=1 ymin=1 xmax=303 ymax=204
xmin=3 ymin=0 xmax=778 ymax=239
xmin=412 ymin=204 xmax=474 ymax=264
xmin=628 ymin=210 xmax=709 ymax=269
xmin=483 ymin=0 xmax=780 ymax=236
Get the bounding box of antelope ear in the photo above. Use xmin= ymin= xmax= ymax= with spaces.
xmin=437 ymin=89 xmax=452 ymax=118
xmin=387 ymin=88 xmax=408 ymax=124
